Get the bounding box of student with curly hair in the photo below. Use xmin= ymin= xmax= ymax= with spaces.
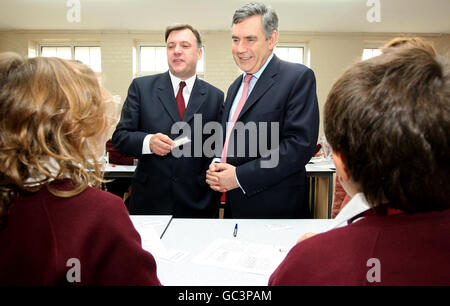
xmin=0 ymin=53 xmax=161 ymax=286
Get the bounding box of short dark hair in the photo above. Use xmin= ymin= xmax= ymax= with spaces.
xmin=324 ymin=47 xmax=449 ymax=213
xmin=164 ymin=24 xmax=202 ymax=48
xmin=232 ymin=2 xmax=278 ymax=40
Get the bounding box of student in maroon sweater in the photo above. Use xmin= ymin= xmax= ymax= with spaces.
xmin=330 ymin=37 xmax=439 ymax=220
xmin=0 ymin=53 xmax=161 ymax=286
xmin=270 ymin=46 xmax=450 ymax=285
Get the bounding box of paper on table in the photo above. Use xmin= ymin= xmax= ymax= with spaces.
xmin=266 ymin=224 xmax=293 ymax=231
xmin=308 ymin=158 xmax=336 ymax=170
xmin=134 ymin=222 xmax=189 ymax=263
xmin=192 ymin=238 xmax=289 ymax=275
xmin=308 ymin=156 xmax=329 ymax=164
xmin=172 ymin=136 xmax=191 ymax=149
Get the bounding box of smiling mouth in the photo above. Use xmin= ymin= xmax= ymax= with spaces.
xmin=238 ymin=56 xmax=252 ymax=62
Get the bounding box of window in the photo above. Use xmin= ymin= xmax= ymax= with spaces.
xmin=140 ymin=46 xmax=168 ymax=73
xmin=40 ymin=44 xmax=101 ymax=72
xmin=74 ymin=47 xmax=102 ymax=72
xmin=137 ymin=44 xmax=204 ymax=76
xmin=237 ymin=45 xmax=306 ymax=74
xmin=362 ymin=48 xmax=382 ymax=60
xmin=274 ymin=45 xmax=305 ymax=65
xmin=41 ymin=46 xmax=72 ymax=60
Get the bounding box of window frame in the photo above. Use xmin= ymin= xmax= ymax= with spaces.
xmin=38 ymin=43 xmax=102 ymax=72
xmin=237 ymin=43 xmax=307 ymax=74
xmin=137 ymin=42 xmax=167 ymax=76
xmin=274 ymin=43 xmax=306 ymax=65
xmin=136 ymin=42 xmax=205 ymax=78
xmin=362 ymin=46 xmax=382 ymax=60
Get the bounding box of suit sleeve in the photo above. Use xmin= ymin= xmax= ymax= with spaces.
xmin=112 ymin=79 xmax=149 ymax=158
xmin=236 ymin=68 xmax=319 ymax=196
xmin=197 ymin=89 xmax=224 ymax=187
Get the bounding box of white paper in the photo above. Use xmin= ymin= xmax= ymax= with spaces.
xmin=192 ymin=238 xmax=289 ymax=275
xmin=309 ymin=156 xmax=329 ymax=164
xmin=105 ymin=163 xmax=136 ymax=172
xmin=172 ymin=136 xmax=191 ymax=149
xmin=266 ymin=224 xmax=293 ymax=231
xmin=134 ymin=222 xmax=189 ymax=263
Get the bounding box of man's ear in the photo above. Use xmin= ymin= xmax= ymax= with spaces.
xmin=332 ymin=150 xmax=361 ymax=197
xmin=197 ymin=47 xmax=203 ymax=61
xmin=268 ymin=30 xmax=278 ymax=51
xmin=332 ymin=151 xmax=351 ymax=182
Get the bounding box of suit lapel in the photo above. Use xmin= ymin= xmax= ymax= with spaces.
xmin=157 ymin=71 xmax=180 ymax=123
xmin=221 ymin=77 xmax=242 ymax=125
xmin=182 ymin=77 xmax=206 ymax=124
xmin=238 ymin=55 xmax=279 ymax=120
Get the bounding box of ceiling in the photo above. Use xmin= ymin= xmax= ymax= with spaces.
xmin=0 ymin=0 xmax=449 ymax=33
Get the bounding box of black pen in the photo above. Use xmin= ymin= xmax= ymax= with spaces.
xmin=233 ymin=223 xmax=238 ymax=237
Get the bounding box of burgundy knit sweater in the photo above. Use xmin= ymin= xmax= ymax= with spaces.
xmin=0 ymin=181 xmax=161 ymax=286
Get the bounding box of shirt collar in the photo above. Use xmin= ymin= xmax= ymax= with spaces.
xmin=24 ymin=156 xmax=60 ymax=187
xmin=328 ymin=192 xmax=371 ymax=230
xmin=169 ymin=71 xmax=196 ymax=94
xmin=242 ymin=52 xmax=274 ymax=81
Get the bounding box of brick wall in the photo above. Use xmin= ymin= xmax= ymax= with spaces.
xmin=1 ymin=30 xmax=449 ymax=139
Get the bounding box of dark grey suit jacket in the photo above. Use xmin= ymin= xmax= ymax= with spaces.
xmin=221 ymin=55 xmax=319 ymax=218
xmin=112 ymin=72 xmax=224 ymax=216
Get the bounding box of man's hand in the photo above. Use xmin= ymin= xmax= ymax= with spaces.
xmin=150 ymin=133 xmax=174 ymax=156
xmin=206 ymin=163 xmax=239 ymax=192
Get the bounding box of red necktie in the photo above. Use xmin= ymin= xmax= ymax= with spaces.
xmin=176 ymin=81 xmax=186 ymax=120
xmin=221 ymin=74 xmax=253 ymax=162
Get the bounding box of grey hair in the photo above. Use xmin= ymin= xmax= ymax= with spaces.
xmin=232 ymin=2 xmax=278 ymax=39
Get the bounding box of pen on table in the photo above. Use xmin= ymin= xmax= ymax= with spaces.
xmin=233 ymin=223 xmax=238 ymax=237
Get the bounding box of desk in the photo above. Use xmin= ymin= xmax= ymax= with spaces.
xmin=306 ymin=159 xmax=336 ymax=218
xmin=104 ymin=161 xmax=336 ymax=219
xmin=103 ymin=163 xmax=136 ymax=179
xmin=130 ymin=215 xmax=172 ymax=239
xmin=151 ymin=218 xmax=334 ymax=286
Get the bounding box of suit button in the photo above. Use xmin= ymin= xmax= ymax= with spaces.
xmin=172 ymin=177 xmax=178 ymax=182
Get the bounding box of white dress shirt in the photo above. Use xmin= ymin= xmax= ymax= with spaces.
xmin=327 ymin=192 xmax=371 ymax=230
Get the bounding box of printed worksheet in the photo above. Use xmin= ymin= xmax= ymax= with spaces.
xmin=192 ymin=238 xmax=289 ymax=275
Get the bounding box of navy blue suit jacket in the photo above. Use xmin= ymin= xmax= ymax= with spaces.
xmin=112 ymin=72 xmax=224 ymax=216
xmin=222 ymin=55 xmax=319 ymax=218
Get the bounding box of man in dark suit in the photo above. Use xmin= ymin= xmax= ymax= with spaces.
xmin=206 ymin=3 xmax=319 ymax=218
xmin=113 ymin=24 xmax=224 ymax=217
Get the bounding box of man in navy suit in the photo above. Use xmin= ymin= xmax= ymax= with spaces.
xmin=206 ymin=3 xmax=319 ymax=218
xmin=113 ymin=24 xmax=224 ymax=217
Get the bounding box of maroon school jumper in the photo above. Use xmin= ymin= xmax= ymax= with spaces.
xmin=269 ymin=208 xmax=450 ymax=286
xmin=0 ymin=180 xmax=161 ymax=286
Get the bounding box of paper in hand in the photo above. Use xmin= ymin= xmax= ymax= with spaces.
xmin=172 ymin=136 xmax=191 ymax=149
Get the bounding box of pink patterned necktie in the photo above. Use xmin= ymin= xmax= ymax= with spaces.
xmin=221 ymin=74 xmax=253 ymax=162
